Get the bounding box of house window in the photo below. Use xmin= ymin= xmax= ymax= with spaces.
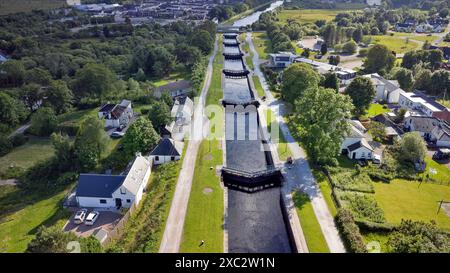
xmin=120 ymin=188 xmax=126 ymax=195
xmin=361 ymin=152 xmax=365 ymax=158
xmin=155 ymin=156 xmax=159 ymax=161
xmin=171 ymin=156 xmax=175 ymax=161
xmin=100 ymin=199 xmax=107 ymax=204
xmin=126 ymin=199 xmax=131 ymax=203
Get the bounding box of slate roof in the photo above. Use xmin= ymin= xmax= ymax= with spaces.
xmin=347 ymin=139 xmax=373 ymax=152
xmin=76 ymin=174 xmax=126 ymax=198
xmin=99 ymin=103 xmax=116 ymax=113
xmin=150 ymin=138 xmax=183 ymax=156
xmin=110 ymin=105 xmax=127 ymax=119
xmin=156 ymin=80 xmax=192 ymax=93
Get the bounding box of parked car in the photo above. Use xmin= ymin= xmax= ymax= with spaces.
xmin=85 ymin=211 xmax=100 ymax=226
xmin=432 ymin=148 xmax=450 ymax=160
xmin=315 ymin=54 xmax=323 ymax=59
xmin=111 ymin=131 xmax=125 ymax=138
xmin=73 ymin=209 xmax=87 ymax=224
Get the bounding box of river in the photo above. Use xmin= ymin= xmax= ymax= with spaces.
xmin=232 ymin=0 xmax=284 ymax=27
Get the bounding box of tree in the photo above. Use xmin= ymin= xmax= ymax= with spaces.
xmin=345 ymin=77 xmax=376 ymax=117
xmin=0 ymin=92 xmax=28 ymax=128
xmin=46 ymin=80 xmax=73 ymax=114
xmin=293 ymin=86 xmax=354 ymax=165
xmin=25 ymin=67 xmax=52 ymax=86
xmin=74 ymin=117 xmax=109 ymax=171
xmin=148 ymin=101 xmax=172 ymax=132
xmin=190 ymin=29 xmax=214 ymax=54
xmin=175 ymin=44 xmax=203 ymax=68
xmin=281 ymin=63 xmax=321 ymax=104
xmin=0 ymin=60 xmax=25 ymax=87
xmin=395 ymin=68 xmax=414 ymax=91
xmin=342 ymin=40 xmax=357 ymax=54
xmin=301 ymin=48 xmax=311 ymax=58
xmin=388 ymin=220 xmax=450 ymax=253
xmin=72 ymin=63 xmax=116 ymax=101
xmin=352 ymin=26 xmax=363 ymax=43
xmin=122 ymin=117 xmax=160 ymax=156
xmin=363 ymin=44 xmax=395 ymax=74
xmin=329 ymin=55 xmax=341 ymax=65
xmin=20 ymin=83 xmax=44 ymax=111
xmin=321 ymin=72 xmax=339 ymax=92
xmin=321 ymin=43 xmax=328 ymax=55
xmin=413 ymin=68 xmax=432 ymax=91
xmin=428 ymin=70 xmax=450 ymax=96
xmin=369 ymin=121 xmax=386 ymax=142
xmin=398 ymin=132 xmax=427 ymax=163
xmin=51 ymin=132 xmax=75 ymax=172
xmin=27 ymin=225 xmax=77 ymax=253
xmin=29 ymin=107 xmax=57 ymax=136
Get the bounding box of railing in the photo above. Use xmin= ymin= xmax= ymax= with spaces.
xmin=222 ymin=69 xmax=249 ymax=78
xmin=222 ymin=166 xmax=280 ymax=179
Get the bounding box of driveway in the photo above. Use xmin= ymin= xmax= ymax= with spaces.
xmin=64 ymin=210 xmax=122 ymax=238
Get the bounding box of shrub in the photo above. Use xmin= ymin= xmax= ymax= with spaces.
xmin=336 ymin=208 xmax=368 ymax=253
xmin=11 ymin=134 xmax=28 ymax=147
xmin=0 ymin=134 xmax=12 ymax=156
xmin=356 ymin=220 xmax=395 ymax=233
xmin=57 ymin=122 xmax=81 ymax=136
xmin=339 ymin=192 xmax=385 ymax=223
xmin=331 ymin=171 xmax=375 ymax=193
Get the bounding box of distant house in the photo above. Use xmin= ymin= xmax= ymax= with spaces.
xmin=98 ymin=99 xmax=133 ymax=128
xmin=153 ymin=80 xmax=192 ymax=99
xmin=268 ymin=52 xmax=298 ymax=68
xmin=149 ymin=138 xmax=183 ymax=165
xmin=364 ymin=73 xmax=403 ymax=103
xmin=76 ymin=154 xmax=152 ymax=209
xmin=341 ymin=120 xmax=380 ymax=161
xmin=165 ymin=97 xmax=194 ymax=141
xmin=404 ymin=116 xmax=450 ymax=147
xmin=395 ymin=23 xmax=415 ymax=33
xmin=431 ymin=46 xmax=450 ymax=61
xmin=294 ymin=57 xmax=357 ymax=84
xmin=398 ymin=91 xmax=450 ymax=123
xmin=371 ymin=113 xmax=404 ymax=143
xmin=416 ymin=22 xmax=444 ymax=33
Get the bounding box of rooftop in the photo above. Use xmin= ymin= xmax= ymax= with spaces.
xmin=401 ymin=91 xmax=449 ymax=112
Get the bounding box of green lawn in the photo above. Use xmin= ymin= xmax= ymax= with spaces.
xmin=313 ymin=169 xmax=338 ymax=217
xmin=293 ymin=192 xmax=330 ymax=253
xmin=252 ymin=75 xmax=265 ymax=98
xmin=361 ymin=231 xmax=390 ymax=253
xmin=0 ymin=139 xmax=55 ymax=178
xmin=373 ymin=179 xmax=450 ymax=229
xmin=206 ymin=35 xmax=223 ymax=107
xmin=424 ymin=156 xmax=450 ymax=184
xmin=0 ymin=185 xmax=71 ymax=252
xmin=0 ymin=0 xmax=66 ymax=15
xmin=264 ymin=109 xmax=293 ymax=161
xmin=277 ymin=9 xmax=345 ymax=25
xmin=252 ymin=32 xmax=271 ymax=60
xmin=150 ymin=69 xmax=190 ymax=87
xmin=180 ymin=140 xmax=224 ymax=252
xmin=369 ymin=35 xmax=419 ymax=54
xmin=361 ymin=103 xmax=390 ymax=119
xmin=57 ymin=108 xmax=98 ymax=128
xmin=390 ymin=32 xmax=439 ymax=43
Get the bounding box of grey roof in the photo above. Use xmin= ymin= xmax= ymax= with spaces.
xmin=76 ymin=174 xmax=125 ymax=198
xmin=156 ymin=80 xmax=192 ymax=93
xmin=347 ymin=140 xmax=373 ymax=152
xmin=150 ymin=138 xmax=182 ymax=156
xmin=99 ymin=103 xmax=115 ymax=113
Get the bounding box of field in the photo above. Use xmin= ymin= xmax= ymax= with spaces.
xmin=206 ymin=36 xmax=223 ymax=107
xmin=390 ymin=32 xmax=439 ymax=43
xmin=369 ymin=35 xmax=419 ymax=54
xmin=293 ymin=192 xmax=330 ymax=253
xmin=0 ymin=185 xmax=71 ymax=252
xmin=277 ymin=9 xmax=345 ymax=25
xmin=252 ymin=32 xmax=271 ymax=60
xmin=180 ymin=140 xmax=224 ymax=252
xmin=252 ymin=75 xmax=265 ymax=98
xmin=361 ymin=103 xmax=390 ymax=119
xmin=374 ymin=179 xmax=450 ymax=229
xmin=0 ymin=0 xmax=66 ymax=15
xmin=0 ymin=139 xmax=55 ymax=178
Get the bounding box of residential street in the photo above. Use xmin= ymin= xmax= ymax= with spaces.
xmin=247 ymin=33 xmax=346 ymax=253
xmin=158 ymin=37 xmax=218 ymax=253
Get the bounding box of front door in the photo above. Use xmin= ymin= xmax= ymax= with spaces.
xmin=115 ymin=198 xmax=122 ymax=208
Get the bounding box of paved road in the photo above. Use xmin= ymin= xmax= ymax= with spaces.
xmin=9 ymin=123 xmax=30 ymax=138
xmin=247 ymin=33 xmax=346 ymax=253
xmin=159 ymin=37 xmax=219 ymax=253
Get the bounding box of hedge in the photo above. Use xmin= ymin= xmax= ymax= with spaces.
xmin=355 ymin=220 xmax=395 ymax=233
xmin=336 ymin=208 xmax=368 ymax=253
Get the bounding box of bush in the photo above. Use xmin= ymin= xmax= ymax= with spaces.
xmin=356 ymin=220 xmax=395 ymax=233
xmin=140 ymin=108 xmax=150 ymax=115
xmin=358 ymin=48 xmax=368 ymax=57
xmin=338 ymin=191 xmax=385 ymax=223
xmin=57 ymin=122 xmax=81 ymax=136
xmin=0 ymin=134 xmax=13 ymax=156
xmin=331 ymin=171 xmax=375 ymax=193
xmin=11 ymin=134 xmax=28 ymax=147
xmin=336 ymin=208 xmax=368 ymax=253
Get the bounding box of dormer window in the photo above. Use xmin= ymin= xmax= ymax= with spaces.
xmin=120 ymin=188 xmax=126 ymax=195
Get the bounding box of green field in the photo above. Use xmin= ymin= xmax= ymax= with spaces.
xmin=0 ymin=139 xmax=55 ymax=178
xmin=206 ymin=36 xmax=223 ymax=107
xmin=277 ymin=9 xmax=345 ymax=25
xmin=293 ymin=192 xmax=330 ymax=253
xmin=252 ymin=32 xmax=271 ymax=60
xmin=369 ymin=35 xmax=419 ymax=54
xmin=252 ymin=75 xmax=265 ymax=98
xmin=0 ymin=0 xmax=66 ymax=15
xmin=180 ymin=140 xmax=224 ymax=252
xmin=0 ymin=185 xmax=71 ymax=252
xmin=390 ymin=32 xmax=439 ymax=43
xmin=374 ymin=179 xmax=450 ymax=229
xmin=424 ymin=156 xmax=450 ymax=184
xmin=361 ymin=103 xmax=390 ymax=119
xmin=264 ymin=109 xmax=293 ymax=161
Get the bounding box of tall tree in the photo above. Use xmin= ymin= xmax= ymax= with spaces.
xmin=345 ymin=76 xmax=376 ymax=117
xmin=29 ymin=107 xmax=57 ymax=136
xmin=46 ymin=80 xmax=73 ymax=114
xmin=321 ymin=72 xmax=339 ymax=92
xmin=363 ymin=44 xmax=396 ymax=75
xmin=293 ymin=86 xmax=354 ymax=165
xmin=0 ymin=92 xmax=28 ymax=127
xmin=122 ymin=117 xmax=160 ymax=157
xmin=190 ymin=29 xmax=214 ymax=54
xmin=398 ymin=132 xmax=427 ymax=163
xmin=74 ymin=117 xmax=109 ymax=171
xmin=148 ymin=101 xmax=172 ymax=132
xmin=395 ymin=68 xmax=414 ymax=91
xmin=281 ymin=63 xmax=321 ymax=104
xmin=72 ymin=63 xmax=116 ymax=101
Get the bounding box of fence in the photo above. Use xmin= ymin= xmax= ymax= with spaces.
xmin=102 ymin=202 xmax=137 ymax=246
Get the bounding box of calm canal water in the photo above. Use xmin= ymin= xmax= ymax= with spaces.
xmin=232 ymin=0 xmax=284 ymax=27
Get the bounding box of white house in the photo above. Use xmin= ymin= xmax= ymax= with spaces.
xmin=404 ymin=116 xmax=450 ymax=147
xmin=171 ymin=97 xmax=194 ymax=126
xmin=149 ymin=138 xmax=183 ymax=165
xmin=363 ymin=73 xmax=403 ymax=103
xmin=294 ymin=57 xmax=357 ymax=85
xmin=98 ymin=100 xmax=133 ymax=128
xmin=398 ymin=91 xmax=450 ymax=122
xmin=76 ymin=154 xmax=152 ymax=209
xmin=341 ymin=120 xmax=378 ymax=160
xmin=268 ymin=52 xmax=298 ymax=68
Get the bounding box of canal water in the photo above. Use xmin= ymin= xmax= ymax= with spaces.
xmin=221 ymin=35 xmax=292 ymax=252
xmin=232 ymin=0 xmax=284 ymax=27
